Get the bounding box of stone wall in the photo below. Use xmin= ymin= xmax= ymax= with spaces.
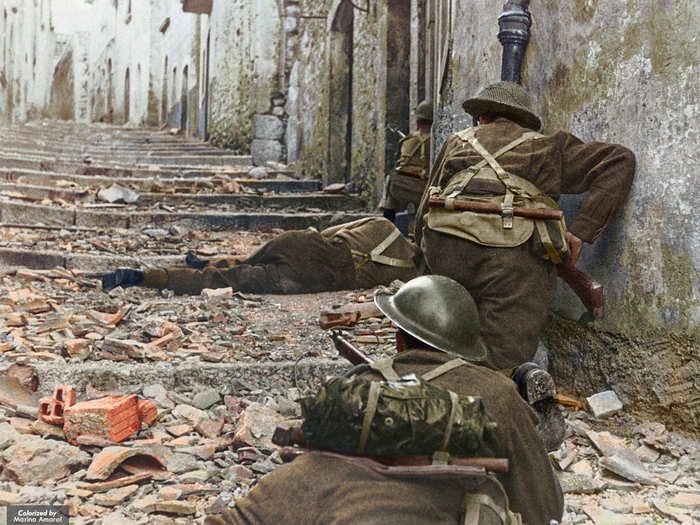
xmin=438 ymin=0 xmax=699 ymax=432
xmin=207 ymin=0 xmax=282 ymax=151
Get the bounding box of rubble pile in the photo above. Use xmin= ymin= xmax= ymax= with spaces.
xmin=0 ymin=121 xmax=695 ymax=523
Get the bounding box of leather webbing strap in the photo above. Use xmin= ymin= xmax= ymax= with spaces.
xmin=370 ymin=358 xmax=402 ymax=382
xmin=534 ymin=220 xmax=562 ymax=263
xmin=352 ymin=228 xmax=415 ymax=269
xmin=421 ymin=358 xmax=467 ymax=382
xmin=462 ymin=476 xmax=523 ymax=525
xmin=357 ymin=381 xmax=381 ymax=454
xmin=439 ymin=390 xmax=460 ymax=453
xmin=401 ymin=133 xmax=430 ymax=170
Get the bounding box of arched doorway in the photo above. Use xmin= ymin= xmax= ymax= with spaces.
xmin=385 ymin=0 xmax=411 ymax=172
xmin=203 ymin=32 xmax=210 ymax=139
xmin=161 ymin=56 xmax=168 ymax=124
xmin=124 ymin=67 xmax=130 ymax=123
xmin=181 ymin=65 xmax=188 ymax=132
xmin=107 ymin=58 xmax=113 ymax=122
xmin=328 ymin=0 xmax=354 ymax=184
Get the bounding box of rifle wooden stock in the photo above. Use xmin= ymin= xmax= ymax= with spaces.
xmin=278 ymin=446 xmax=509 ymax=474
xmin=331 ymin=332 xmax=373 ymax=366
xmin=428 ymin=197 xmax=564 ymax=220
xmin=556 ymin=263 xmax=604 ymax=319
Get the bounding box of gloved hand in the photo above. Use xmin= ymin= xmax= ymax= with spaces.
xmin=102 ymin=268 xmax=144 ymax=291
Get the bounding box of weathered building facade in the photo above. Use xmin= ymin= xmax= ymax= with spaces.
xmin=0 ymin=0 xmax=55 ymax=124
xmin=432 ymin=0 xmax=698 ymax=431
xmin=0 ymin=0 xmax=696 ymax=430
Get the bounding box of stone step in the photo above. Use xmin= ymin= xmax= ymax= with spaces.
xmin=0 ymin=181 xmax=363 ymax=210
xmin=0 ymin=151 xmax=252 ymax=168
xmin=0 ymin=156 xmax=258 ymax=177
xmin=0 ymin=199 xmax=372 ymax=231
xmin=0 ymin=167 xmax=321 ymax=192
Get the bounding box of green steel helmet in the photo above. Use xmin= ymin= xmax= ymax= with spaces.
xmin=462 ymin=81 xmax=542 ymax=131
xmin=415 ymin=99 xmax=434 ymax=122
xmin=374 ymin=275 xmax=487 ymax=362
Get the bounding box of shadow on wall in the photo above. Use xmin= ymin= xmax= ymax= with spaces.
xmin=49 ymin=51 xmax=75 ymax=120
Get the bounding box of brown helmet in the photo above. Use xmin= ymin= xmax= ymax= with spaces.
xmin=415 ymin=99 xmax=433 ymax=122
xmin=462 ymin=81 xmax=541 ymax=131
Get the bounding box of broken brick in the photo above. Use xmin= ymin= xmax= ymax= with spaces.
xmin=63 ymin=395 xmax=142 ymax=444
xmin=38 ymin=385 xmax=76 ymax=425
xmin=86 ymin=446 xmax=167 ymax=481
xmin=137 ymin=399 xmax=158 ymax=425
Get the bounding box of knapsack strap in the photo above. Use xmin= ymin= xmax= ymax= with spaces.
xmin=352 ymin=228 xmax=415 ymax=269
xmin=357 ymin=381 xmax=381 ymax=454
xmin=462 ymin=476 xmax=523 ymax=525
xmin=401 ymin=133 xmax=430 ymax=165
xmin=439 ymin=390 xmax=460 ymax=452
xmin=370 ymin=358 xmax=402 ymax=382
xmin=421 ymin=358 xmax=468 ymax=382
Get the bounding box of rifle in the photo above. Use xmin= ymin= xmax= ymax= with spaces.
xmin=330 ymin=332 xmax=373 ymax=366
xmin=428 ymin=197 xmax=604 ymax=319
xmin=272 ymin=428 xmax=509 ymax=474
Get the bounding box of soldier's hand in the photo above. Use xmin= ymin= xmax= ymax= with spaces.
xmin=565 ymin=232 xmax=583 ymax=265
xmin=102 ymin=268 xmax=144 ymax=291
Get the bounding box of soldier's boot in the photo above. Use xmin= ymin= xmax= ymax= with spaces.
xmin=532 ymin=398 xmax=567 ymax=452
xmin=512 ymin=361 xmax=556 ymax=405
xmin=101 ymin=268 xmax=144 ymax=291
xmin=185 ymin=251 xmax=209 ymax=270
xmin=382 ymin=209 xmax=396 ymax=222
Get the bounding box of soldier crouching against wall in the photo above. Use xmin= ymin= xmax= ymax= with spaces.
xmin=379 ymin=99 xmax=433 ymax=226
xmin=101 ymin=217 xmax=424 ymax=295
xmin=204 ymin=276 xmax=563 ymax=525
xmin=415 ymin=81 xmax=635 ymax=447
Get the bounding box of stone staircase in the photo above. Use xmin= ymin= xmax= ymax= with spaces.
xmin=0 ymin=120 xmax=372 ymax=273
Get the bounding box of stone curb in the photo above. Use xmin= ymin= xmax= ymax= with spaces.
xmin=0 ymin=248 xmax=183 ymax=272
xmin=31 ymin=359 xmax=349 ymax=396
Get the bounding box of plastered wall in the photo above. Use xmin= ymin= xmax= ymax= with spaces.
xmin=437 ymin=0 xmax=699 ymax=432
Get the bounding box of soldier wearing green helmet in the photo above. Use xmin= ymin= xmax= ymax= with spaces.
xmin=415 ymin=81 xmax=635 ymax=376
xmin=204 ymin=276 xmax=564 ymax=525
xmin=379 ymin=99 xmax=434 ymax=228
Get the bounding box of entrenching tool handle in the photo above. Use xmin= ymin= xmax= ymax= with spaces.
xmin=331 ymin=332 xmax=374 ymax=366
xmin=428 ymin=197 xmax=564 ymax=220
xmin=556 ymin=263 xmax=605 ymax=319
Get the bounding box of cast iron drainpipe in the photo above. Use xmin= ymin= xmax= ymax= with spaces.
xmin=498 ymin=0 xmax=532 ymax=83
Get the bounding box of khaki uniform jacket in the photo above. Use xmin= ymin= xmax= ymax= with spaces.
xmin=416 ymin=118 xmax=635 ymax=245
xmin=416 ymin=119 xmax=635 ymax=368
xmin=204 ymin=350 xmax=563 ymax=525
xmin=380 ymin=131 xmax=431 ymax=211
xmin=142 ymin=218 xmax=423 ymax=295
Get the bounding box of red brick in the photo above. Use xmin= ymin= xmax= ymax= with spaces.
xmin=137 ymin=399 xmax=157 ymax=425
xmin=38 ymin=385 xmax=76 ymax=426
xmin=63 ymin=395 xmax=142 ymax=445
